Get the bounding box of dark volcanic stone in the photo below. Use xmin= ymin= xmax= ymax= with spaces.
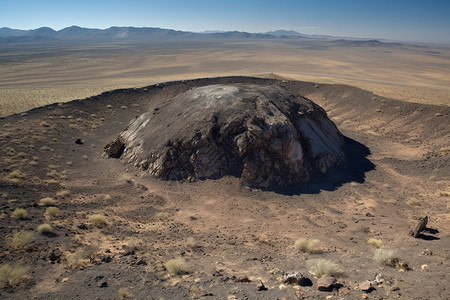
xmin=104 ymin=84 xmax=345 ymax=189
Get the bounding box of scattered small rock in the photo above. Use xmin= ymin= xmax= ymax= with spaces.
xmin=238 ymin=276 xmax=252 ymax=283
xmin=359 ymin=280 xmax=373 ymax=292
xmin=75 ymin=138 xmax=83 ymax=145
xmin=317 ymin=276 xmax=336 ymax=292
xmin=422 ymin=249 xmax=433 ymax=256
xmin=257 ymin=281 xmax=268 ymax=291
xmin=295 ymin=290 xmax=305 ymax=299
xmin=284 ymin=272 xmax=312 ymax=286
xmin=99 ymin=281 xmax=108 ymax=288
xmin=48 ymin=249 xmax=62 ymax=263
xmin=77 ymin=223 xmax=88 ymax=230
xmin=409 ymin=216 xmax=428 ymax=238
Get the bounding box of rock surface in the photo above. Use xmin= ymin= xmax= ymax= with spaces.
xmin=104 ymin=84 xmax=345 ymax=189
xmin=317 ymin=276 xmax=336 ymax=291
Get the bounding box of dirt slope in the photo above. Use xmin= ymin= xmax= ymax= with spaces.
xmin=0 ymin=76 xmax=449 ymax=299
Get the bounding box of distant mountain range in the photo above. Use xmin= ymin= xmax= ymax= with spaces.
xmin=0 ymin=26 xmax=399 ymax=46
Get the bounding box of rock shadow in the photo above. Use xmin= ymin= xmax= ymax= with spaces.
xmin=273 ymin=136 xmax=375 ymax=195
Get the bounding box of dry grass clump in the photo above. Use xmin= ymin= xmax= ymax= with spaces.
xmin=406 ymin=197 xmax=421 ymax=206
xmin=39 ymin=197 xmax=57 ymax=206
xmin=11 ymin=208 xmax=28 ymax=220
xmin=373 ymin=248 xmax=394 ymax=265
xmin=184 ymin=236 xmax=197 ymax=249
xmin=104 ymin=194 xmax=111 ymax=200
xmin=307 ymin=259 xmax=339 ymax=278
xmin=7 ymin=170 xmax=26 ymax=183
xmin=294 ymin=238 xmax=320 ymax=254
xmin=118 ymin=288 xmax=133 ymax=298
xmin=89 ymin=214 xmax=107 ymax=227
xmin=0 ymin=263 xmax=30 ymax=289
xmin=7 ymin=231 xmax=34 ymax=250
xmin=39 ymin=121 xmax=50 ymax=127
xmin=165 ymin=258 xmax=189 ymax=276
xmin=64 ymin=246 xmax=99 ymax=269
xmin=46 ymin=207 xmax=60 ymax=219
xmin=155 ymin=212 xmax=171 ymax=221
xmin=56 ymin=190 xmax=70 ymax=197
xmin=367 ymin=238 xmax=384 ymax=248
xmin=37 ymin=223 xmax=53 ymax=234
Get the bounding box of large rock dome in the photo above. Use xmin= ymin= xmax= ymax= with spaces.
xmin=104 ymin=84 xmax=345 ymax=189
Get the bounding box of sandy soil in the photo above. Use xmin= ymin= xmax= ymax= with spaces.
xmin=0 ymin=76 xmax=449 ymax=299
xmin=1 ymin=39 xmax=449 ymax=117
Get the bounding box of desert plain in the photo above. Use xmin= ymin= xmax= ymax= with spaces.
xmin=0 ymin=34 xmax=449 ymax=299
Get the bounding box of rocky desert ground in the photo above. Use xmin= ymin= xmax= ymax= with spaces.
xmin=0 ymin=74 xmax=449 ymax=299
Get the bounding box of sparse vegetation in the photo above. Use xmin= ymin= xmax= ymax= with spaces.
xmin=185 ymin=236 xmax=197 ymax=249
xmin=373 ymin=248 xmax=394 ymax=265
xmin=46 ymin=207 xmax=60 ymax=218
xmin=40 ymin=197 xmax=57 ymax=206
xmin=64 ymin=246 xmax=99 ymax=269
xmin=118 ymin=288 xmax=133 ymax=298
xmin=294 ymin=238 xmax=320 ymax=254
xmin=7 ymin=170 xmax=26 ymax=182
xmin=104 ymin=194 xmax=111 ymax=200
xmin=7 ymin=231 xmax=34 ymax=250
xmin=56 ymin=190 xmax=70 ymax=197
xmin=0 ymin=263 xmax=30 ymax=289
xmin=155 ymin=212 xmax=171 ymax=221
xmin=37 ymin=223 xmax=53 ymax=234
xmin=165 ymin=258 xmax=189 ymax=276
xmin=89 ymin=214 xmax=106 ymax=227
xmin=406 ymin=197 xmax=421 ymax=206
xmin=11 ymin=208 xmax=28 ymax=220
xmin=367 ymin=238 xmax=384 ymax=248
xmin=39 ymin=121 xmax=50 ymax=127
xmin=307 ymin=259 xmax=339 ymax=278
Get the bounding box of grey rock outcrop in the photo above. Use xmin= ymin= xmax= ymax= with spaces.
xmin=104 ymin=84 xmax=345 ymax=189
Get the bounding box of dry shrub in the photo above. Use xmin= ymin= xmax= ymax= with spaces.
xmin=373 ymin=248 xmax=394 ymax=265
xmin=37 ymin=223 xmax=53 ymax=234
xmin=46 ymin=207 xmax=60 ymax=219
xmin=64 ymin=246 xmax=99 ymax=269
xmin=7 ymin=231 xmax=34 ymax=250
xmin=406 ymin=197 xmax=421 ymax=206
xmin=0 ymin=264 xmax=30 ymax=289
xmin=307 ymin=259 xmax=339 ymax=278
xmin=294 ymin=238 xmax=320 ymax=254
xmin=7 ymin=170 xmax=26 ymax=182
xmin=155 ymin=212 xmax=171 ymax=221
xmin=184 ymin=236 xmax=196 ymax=249
xmin=118 ymin=288 xmax=133 ymax=298
xmin=39 ymin=197 xmax=57 ymax=206
xmin=165 ymin=258 xmax=189 ymax=276
xmin=89 ymin=214 xmax=106 ymax=227
xmin=56 ymin=190 xmax=70 ymax=197
xmin=367 ymin=238 xmax=383 ymax=248
xmin=11 ymin=208 xmax=28 ymax=220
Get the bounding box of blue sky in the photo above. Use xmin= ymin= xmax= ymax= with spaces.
xmin=1 ymin=0 xmax=449 ymax=43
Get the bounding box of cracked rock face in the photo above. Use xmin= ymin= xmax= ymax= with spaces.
xmin=104 ymin=84 xmax=345 ymax=189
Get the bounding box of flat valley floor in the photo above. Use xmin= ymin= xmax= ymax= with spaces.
xmin=0 ymin=38 xmax=449 ymax=299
